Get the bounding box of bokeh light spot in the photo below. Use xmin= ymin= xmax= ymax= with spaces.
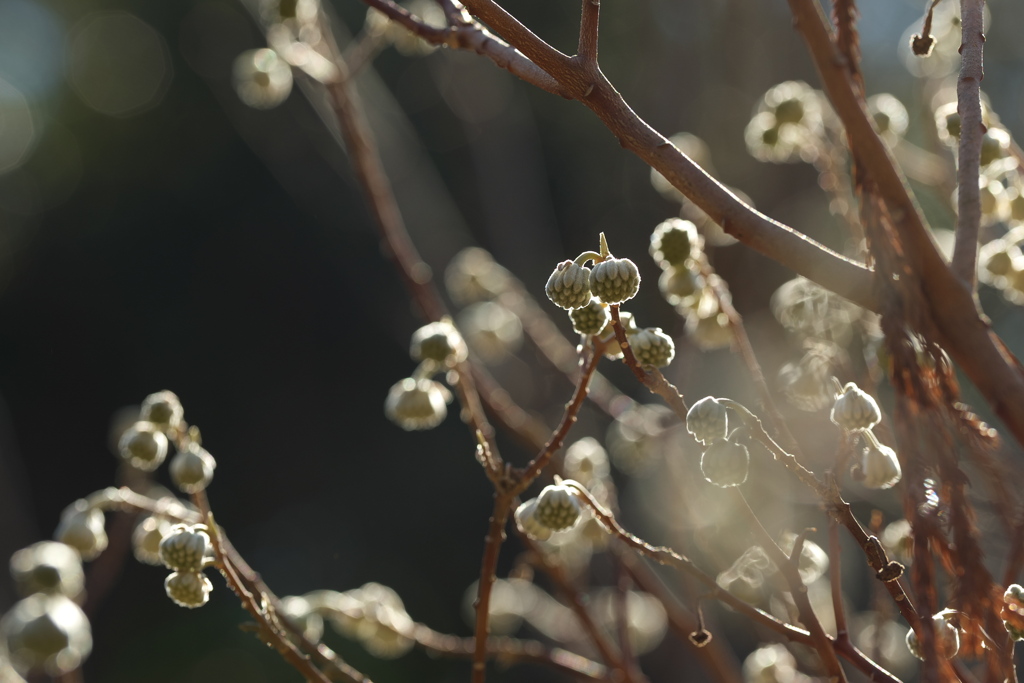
xmin=0 ymin=77 xmax=36 ymax=174
xmin=0 ymin=0 xmax=65 ymax=99
xmin=67 ymin=12 xmax=173 ymax=118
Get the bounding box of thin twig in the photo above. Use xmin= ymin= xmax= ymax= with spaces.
xmin=576 ymin=0 xmax=600 ymax=66
xmin=609 ymin=306 xmax=690 ymax=422
xmin=471 ymin=492 xmax=515 ymax=683
xmin=952 ymin=0 xmax=986 ymax=288
xmin=830 ymin=516 xmax=849 ymax=641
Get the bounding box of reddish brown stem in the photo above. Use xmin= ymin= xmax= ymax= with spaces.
xmin=471 ymin=492 xmax=514 ymax=683
xmin=953 ymin=0 xmax=986 ymax=288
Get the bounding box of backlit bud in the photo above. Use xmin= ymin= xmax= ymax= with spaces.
xmin=117 ymin=421 xmax=168 ymax=471
xmin=591 ymin=257 xmax=640 ymax=305
xmin=686 ymin=397 xmax=728 ymax=445
xmin=831 ymin=382 xmax=881 ymax=432
xmin=164 ymin=571 xmax=213 ymax=609
xmin=700 ymin=437 xmax=749 ymax=488
xmin=545 ymin=261 xmax=592 ymax=310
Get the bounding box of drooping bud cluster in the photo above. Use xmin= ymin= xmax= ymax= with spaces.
xmin=302 ymin=582 xmax=415 ymax=658
xmin=0 ymin=593 xmax=92 ymax=676
xmin=170 ymin=443 xmax=217 ymax=494
xmin=854 ymin=431 xmax=902 ymax=490
xmin=515 ymin=484 xmax=583 ymax=540
xmin=700 ymin=436 xmax=750 ymax=488
xmin=233 ymin=48 xmax=293 ymax=110
xmin=117 ymin=421 xmax=169 ymax=472
xmin=384 ymin=377 xmax=451 ymax=431
xmin=545 ymin=260 xmax=593 ymax=310
xmin=590 ymin=257 xmax=641 ymax=305
xmin=54 ymin=500 xmax=108 ymax=561
xmin=686 ymin=397 xmax=728 ymax=445
xmin=10 ymin=542 xmax=84 ymax=599
xmin=569 ymin=298 xmax=610 ymax=336
xmin=629 ymin=327 xmax=675 ymax=367
xmin=543 ymin=235 xmax=641 ymax=316
xmin=409 ymin=318 xmax=468 ymax=365
xmin=830 ymin=382 xmax=881 ymax=432
xmin=159 ymin=525 xmax=214 ymax=609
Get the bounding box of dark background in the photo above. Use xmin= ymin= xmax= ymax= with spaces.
xmin=0 ymin=0 xmax=1022 ymax=680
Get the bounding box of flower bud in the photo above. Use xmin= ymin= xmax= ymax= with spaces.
xmin=164 ymin=571 xmax=213 ymax=608
xmin=563 ymin=437 xmax=610 ymax=485
xmin=569 ymin=299 xmax=610 ymax=336
xmin=630 ymin=327 xmax=675 ymax=367
xmin=444 ymin=247 xmax=510 ymax=304
xmin=384 ymin=378 xmax=450 ymax=430
xmin=9 ymin=542 xmax=84 ymax=599
xmin=700 ymin=438 xmax=749 ymax=488
xmin=906 ymin=610 xmax=959 ymax=660
xmin=545 ymin=260 xmax=592 ymax=310
xmin=1002 ymin=584 xmax=1024 ymax=641
xmin=650 ymin=218 xmax=699 ymax=267
xmin=132 ymin=516 xmax=171 ymax=566
xmin=830 ymin=382 xmax=881 ymax=432
xmin=140 ymin=390 xmax=184 ymax=432
xmin=159 ymin=525 xmax=211 ymax=573
xmin=169 ymin=445 xmax=217 ymax=494
xmin=409 ymin=319 xmax=467 ymax=365
xmin=117 ymin=421 xmax=168 ymax=471
xmin=658 ymin=265 xmax=702 ymax=305
xmin=233 ymin=48 xmax=293 ymax=110
xmin=591 ymin=257 xmax=640 ymax=305
xmin=280 ymin=595 xmax=325 ymax=643
xmin=54 ymin=502 xmax=107 ymax=561
xmin=514 ymin=499 xmax=552 ymax=541
xmin=686 ymin=397 xmax=728 ymax=445
xmin=534 ymin=484 xmax=582 ymax=532
xmin=0 ymin=594 xmax=92 ymax=675
xmin=858 ymin=436 xmax=902 ymax=489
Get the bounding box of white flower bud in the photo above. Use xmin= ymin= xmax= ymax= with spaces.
xmin=9 ymin=542 xmax=84 ymax=599
xmin=159 ymin=524 xmax=211 ymax=572
xmin=444 ymin=247 xmax=510 ymax=304
xmin=164 ymin=571 xmax=213 ymax=608
xmin=384 ymin=378 xmax=451 ymax=430
xmin=0 ymin=594 xmax=92 ymax=675
xmin=858 ymin=435 xmax=902 ymax=489
xmin=132 ymin=516 xmax=172 ymax=566
xmin=280 ymin=596 xmax=325 ymax=643
xmin=358 ymin=604 xmax=414 ymax=658
xmin=831 ymin=382 xmax=881 ymax=432
xmin=410 ymin=319 xmax=467 ymax=365
xmin=906 ymin=610 xmax=959 ymax=660
xmin=514 ymin=499 xmax=552 ymax=541
xmin=170 ymin=445 xmax=216 ymax=494
xmin=591 ymin=257 xmax=641 ymax=305
xmin=117 ymin=421 xmax=168 ymax=471
xmin=630 ymin=327 xmax=675 ymax=367
xmin=1002 ymin=584 xmax=1024 ymax=641
xmin=545 ymin=260 xmax=592 ymax=310
xmin=650 ymin=218 xmax=699 ymax=267
xmin=700 ymin=438 xmax=749 ymax=488
xmin=233 ymin=48 xmax=292 ymax=110
xmin=54 ymin=502 xmax=107 ymax=561
xmin=534 ymin=484 xmax=582 ymax=531
xmin=140 ymin=390 xmax=184 ymax=432
xmin=563 ymin=437 xmax=610 ymax=485
xmin=686 ymin=397 xmax=728 ymax=445
xmin=743 ymin=644 xmax=798 ymax=683
xmin=658 ymin=265 xmax=703 ymax=305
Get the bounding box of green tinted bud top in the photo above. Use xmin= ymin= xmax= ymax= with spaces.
xmin=164 ymin=571 xmax=213 ymax=609
xmin=384 ymin=378 xmax=451 ymax=431
xmin=545 ymin=260 xmax=592 ymax=310
xmin=569 ymin=298 xmax=610 ymax=336
xmin=117 ymin=421 xmax=169 ymax=472
xmin=830 ymin=382 xmax=881 ymax=432
xmin=158 ymin=524 xmax=211 ymax=573
xmin=591 ymin=257 xmax=641 ymax=305
xmin=630 ymin=327 xmax=675 ymax=367
xmin=700 ymin=437 xmax=750 ymax=488
xmin=650 ymin=218 xmax=699 ymax=267
xmin=10 ymin=542 xmax=84 ymax=599
xmin=140 ymin=391 xmax=184 ymax=432
xmin=906 ymin=610 xmax=960 ymax=660
xmin=169 ymin=445 xmax=217 ymax=494
xmin=533 ymin=484 xmax=581 ymax=531
xmin=1 ymin=594 xmax=92 ymax=675
xmin=686 ymin=397 xmax=728 ymax=445
xmin=514 ymin=498 xmax=552 ymax=541
xmin=54 ymin=502 xmax=107 ymax=561
xmin=857 ymin=435 xmax=902 ymax=489
xmin=410 ymin=319 xmax=467 ymax=364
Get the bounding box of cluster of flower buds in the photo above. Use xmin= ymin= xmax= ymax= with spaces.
xmin=905 ymin=609 xmax=961 ymax=660
xmin=1002 ymin=584 xmax=1024 ymax=641
xmin=159 ymin=524 xmax=214 ymax=609
xmin=744 ymin=81 xmax=827 ymax=164
xmin=649 ymin=219 xmax=733 ymax=351
xmin=829 ymin=382 xmax=902 ymax=490
xmin=686 ymin=397 xmax=749 ymax=487
xmin=385 ymin=318 xmax=463 ymax=431
xmin=1 ymin=542 xmax=92 ymax=677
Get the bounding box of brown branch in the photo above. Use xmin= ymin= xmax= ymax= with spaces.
xmin=576 ymin=0 xmax=599 ymax=65
xmin=608 ymin=306 xmax=690 ymax=422
xmin=732 ymin=491 xmax=847 ymax=681
xmin=410 ymin=623 xmax=608 ymax=679
xmin=952 ymin=0 xmax=986 ymax=288
xmin=830 ymin=516 xmax=849 ymax=641
xmin=471 ymin=492 xmax=514 ymax=683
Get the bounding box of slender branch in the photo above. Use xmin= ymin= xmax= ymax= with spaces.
xmin=952 ymin=0 xmax=986 ymax=288
xmin=410 ymin=623 xmax=608 ymax=679
xmin=609 ymin=306 xmax=690 ymax=422
xmin=732 ymin=491 xmax=847 ymax=681
xmin=830 ymin=516 xmax=849 ymax=641
xmin=576 ymin=0 xmax=600 ymax=66
xmin=471 ymin=492 xmax=514 ymax=683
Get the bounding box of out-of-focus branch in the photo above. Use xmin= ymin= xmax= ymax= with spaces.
xmin=952 ymin=0 xmax=986 ymax=288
